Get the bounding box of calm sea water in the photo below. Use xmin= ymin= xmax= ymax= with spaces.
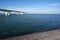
xmin=0 ymin=13 xmax=60 ymax=38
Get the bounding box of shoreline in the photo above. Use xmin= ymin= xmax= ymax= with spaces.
xmin=1 ymin=29 xmax=60 ymax=40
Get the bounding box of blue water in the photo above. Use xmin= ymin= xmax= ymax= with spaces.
xmin=0 ymin=14 xmax=60 ymax=38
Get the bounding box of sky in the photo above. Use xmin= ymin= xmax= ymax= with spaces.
xmin=0 ymin=0 xmax=60 ymax=14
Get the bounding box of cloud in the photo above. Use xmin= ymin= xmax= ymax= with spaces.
xmin=48 ymin=3 xmax=60 ymax=6
xmin=2 ymin=3 xmax=60 ymax=14
xmin=4 ymin=7 xmax=60 ymax=14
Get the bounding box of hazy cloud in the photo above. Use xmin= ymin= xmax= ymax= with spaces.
xmin=48 ymin=3 xmax=60 ymax=6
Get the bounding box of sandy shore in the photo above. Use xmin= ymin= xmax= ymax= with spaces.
xmin=1 ymin=29 xmax=60 ymax=40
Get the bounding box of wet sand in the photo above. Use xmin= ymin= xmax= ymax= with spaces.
xmin=1 ymin=29 xmax=60 ymax=40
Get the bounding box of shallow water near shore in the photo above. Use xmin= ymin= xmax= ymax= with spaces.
xmin=0 ymin=14 xmax=60 ymax=38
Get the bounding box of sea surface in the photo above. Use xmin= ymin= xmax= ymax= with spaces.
xmin=0 ymin=13 xmax=60 ymax=38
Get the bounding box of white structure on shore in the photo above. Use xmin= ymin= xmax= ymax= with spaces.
xmin=0 ymin=9 xmax=25 ymax=16
xmin=5 ymin=12 xmax=10 ymax=16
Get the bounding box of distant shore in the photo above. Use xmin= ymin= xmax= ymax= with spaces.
xmin=1 ymin=29 xmax=60 ymax=40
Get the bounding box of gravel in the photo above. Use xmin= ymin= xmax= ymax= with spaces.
xmin=1 ymin=29 xmax=60 ymax=40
